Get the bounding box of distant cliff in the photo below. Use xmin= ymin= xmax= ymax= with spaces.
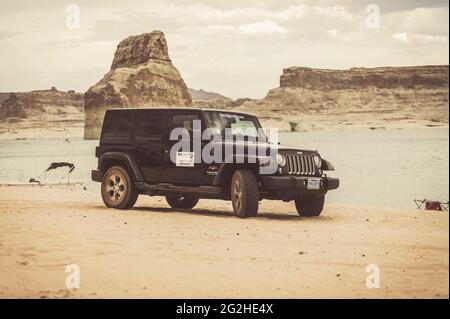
xmin=0 ymin=88 xmax=84 ymax=120
xmin=280 ymin=65 xmax=448 ymax=90
xmin=236 ymin=65 xmax=449 ymax=131
xmin=188 ymin=88 xmax=235 ymax=109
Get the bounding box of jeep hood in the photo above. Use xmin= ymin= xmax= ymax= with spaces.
xmin=211 ymin=140 xmax=318 ymax=154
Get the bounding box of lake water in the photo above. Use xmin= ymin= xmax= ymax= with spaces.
xmin=280 ymin=128 xmax=449 ymax=209
xmin=0 ymin=128 xmax=448 ymax=209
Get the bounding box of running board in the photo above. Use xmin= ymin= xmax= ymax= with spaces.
xmin=135 ymin=182 xmax=226 ymax=199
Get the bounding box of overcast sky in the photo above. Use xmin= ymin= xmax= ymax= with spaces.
xmin=0 ymin=0 xmax=448 ymax=98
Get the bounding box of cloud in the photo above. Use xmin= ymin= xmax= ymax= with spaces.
xmin=392 ymin=32 xmax=448 ymax=44
xmin=0 ymin=0 xmax=448 ymax=98
xmin=195 ymin=5 xmax=306 ymax=22
xmin=203 ymin=19 xmax=287 ymax=36
xmin=328 ymin=29 xmax=351 ymax=42
xmin=392 ymin=32 xmax=410 ymax=43
xmin=385 ymin=7 xmax=449 ymax=36
xmin=314 ymin=5 xmax=353 ymax=20
xmin=239 ymin=20 xmax=287 ymax=35
xmin=415 ymin=33 xmax=448 ymax=43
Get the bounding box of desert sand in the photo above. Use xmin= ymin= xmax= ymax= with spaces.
xmin=0 ymin=185 xmax=448 ymax=298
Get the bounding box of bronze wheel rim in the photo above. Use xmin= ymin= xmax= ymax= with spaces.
xmin=232 ymin=178 xmax=243 ymax=211
xmin=104 ymin=170 xmax=127 ymax=204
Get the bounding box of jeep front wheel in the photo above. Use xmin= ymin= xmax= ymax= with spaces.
xmin=231 ymin=169 xmax=259 ymax=218
xmin=101 ymin=166 xmax=138 ymax=209
xmin=295 ymin=196 xmax=325 ymax=217
xmin=166 ymin=195 xmax=199 ymax=209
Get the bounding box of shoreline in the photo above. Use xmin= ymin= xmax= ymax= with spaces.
xmin=0 ymin=118 xmax=447 ymax=141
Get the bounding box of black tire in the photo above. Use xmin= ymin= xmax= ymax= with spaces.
xmin=295 ymin=196 xmax=325 ymax=217
xmin=231 ymin=169 xmax=259 ymax=218
xmin=101 ymin=166 xmax=138 ymax=209
xmin=166 ymin=195 xmax=199 ymax=209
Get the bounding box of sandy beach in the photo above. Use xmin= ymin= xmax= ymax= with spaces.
xmin=0 ymin=185 xmax=447 ymax=298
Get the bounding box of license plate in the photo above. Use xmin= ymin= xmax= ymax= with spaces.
xmin=307 ymin=178 xmax=321 ymax=190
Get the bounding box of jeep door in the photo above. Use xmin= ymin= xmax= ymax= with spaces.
xmin=133 ymin=110 xmax=165 ymax=182
xmin=161 ymin=111 xmax=208 ymax=185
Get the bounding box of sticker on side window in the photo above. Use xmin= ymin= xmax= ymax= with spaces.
xmin=176 ymin=152 xmax=195 ymax=167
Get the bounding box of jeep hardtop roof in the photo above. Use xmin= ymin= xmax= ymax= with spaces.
xmin=105 ymin=107 xmax=254 ymax=117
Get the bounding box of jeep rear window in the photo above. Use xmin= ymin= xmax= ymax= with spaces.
xmin=135 ymin=112 xmax=163 ymax=139
xmin=102 ymin=111 xmax=132 ymax=139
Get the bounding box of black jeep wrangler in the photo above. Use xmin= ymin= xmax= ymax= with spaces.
xmin=91 ymin=108 xmax=339 ymax=217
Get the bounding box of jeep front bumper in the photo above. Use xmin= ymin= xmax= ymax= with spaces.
xmin=261 ymin=176 xmax=339 ymax=200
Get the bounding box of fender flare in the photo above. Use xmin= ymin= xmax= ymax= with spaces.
xmin=321 ymin=159 xmax=335 ymax=171
xmin=212 ymin=160 xmax=261 ymax=186
xmin=99 ymin=152 xmax=144 ymax=181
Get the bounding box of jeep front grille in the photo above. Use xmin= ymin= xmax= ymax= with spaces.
xmin=285 ymin=154 xmax=316 ymax=175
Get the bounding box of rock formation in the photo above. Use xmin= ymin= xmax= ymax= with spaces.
xmin=0 ymin=92 xmax=10 ymax=104
xmin=189 ymin=88 xmax=234 ymax=109
xmin=84 ymin=30 xmax=192 ymax=139
xmin=189 ymin=88 xmax=229 ymax=101
xmin=236 ymin=65 xmax=449 ymax=131
xmin=188 ymin=89 xmax=256 ymax=109
xmin=0 ymin=93 xmax=25 ymax=119
xmin=280 ymin=65 xmax=448 ymax=90
xmin=0 ymin=89 xmax=84 ymax=120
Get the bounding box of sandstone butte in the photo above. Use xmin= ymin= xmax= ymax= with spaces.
xmin=84 ymin=30 xmax=192 ymax=139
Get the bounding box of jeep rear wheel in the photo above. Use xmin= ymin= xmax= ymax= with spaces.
xmin=231 ymin=169 xmax=259 ymax=218
xmin=101 ymin=166 xmax=138 ymax=209
xmin=166 ymin=195 xmax=199 ymax=209
xmin=295 ymin=196 xmax=325 ymax=217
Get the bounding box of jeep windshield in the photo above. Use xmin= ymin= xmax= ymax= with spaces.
xmin=204 ymin=111 xmax=266 ymax=141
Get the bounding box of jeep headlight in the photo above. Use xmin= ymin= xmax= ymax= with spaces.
xmin=313 ymin=154 xmax=322 ymax=168
xmin=277 ymin=154 xmax=286 ymax=166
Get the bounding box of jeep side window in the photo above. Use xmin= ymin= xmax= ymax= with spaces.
xmin=204 ymin=111 xmax=265 ymax=140
xmin=171 ymin=114 xmax=200 ymax=139
xmin=102 ymin=112 xmax=132 ymax=139
xmin=135 ymin=112 xmax=163 ymax=140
